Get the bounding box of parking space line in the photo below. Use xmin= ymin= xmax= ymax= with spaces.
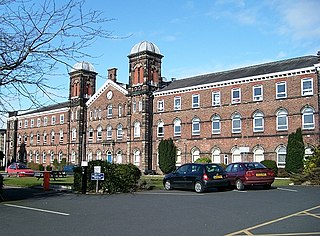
xmin=225 ymin=205 xmax=320 ymax=236
xmin=4 ymin=204 xmax=70 ymax=216
xmin=277 ymin=187 xmax=298 ymax=192
xmin=302 ymin=211 xmax=320 ymax=219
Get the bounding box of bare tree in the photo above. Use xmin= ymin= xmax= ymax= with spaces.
xmin=0 ymin=0 xmax=116 ymax=125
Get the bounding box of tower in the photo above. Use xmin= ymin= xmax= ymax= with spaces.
xmin=127 ymin=41 xmax=163 ymax=171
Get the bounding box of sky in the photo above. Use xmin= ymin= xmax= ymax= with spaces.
xmin=2 ymin=0 xmax=320 ymax=127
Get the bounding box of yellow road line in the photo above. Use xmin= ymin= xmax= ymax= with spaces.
xmin=225 ymin=205 xmax=320 ymax=236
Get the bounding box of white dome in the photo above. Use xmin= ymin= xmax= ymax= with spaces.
xmin=130 ymin=41 xmax=161 ymax=55
xmin=71 ymin=61 xmax=95 ymax=72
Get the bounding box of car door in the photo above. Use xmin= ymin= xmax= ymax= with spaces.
xmin=170 ymin=164 xmax=190 ymax=189
xmin=226 ymin=164 xmax=239 ymax=185
xmin=185 ymin=164 xmax=202 ymax=189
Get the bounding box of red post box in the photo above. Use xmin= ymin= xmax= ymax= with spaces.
xmin=43 ymin=171 xmax=50 ymax=191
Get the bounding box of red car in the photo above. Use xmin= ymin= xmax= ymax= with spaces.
xmin=7 ymin=162 xmax=35 ymax=177
xmin=225 ymin=162 xmax=274 ymax=190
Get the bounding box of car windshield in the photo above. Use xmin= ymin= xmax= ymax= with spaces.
xmin=205 ymin=164 xmax=223 ymax=173
xmin=244 ymin=162 xmax=266 ymax=170
xmin=17 ymin=164 xmax=29 ymax=169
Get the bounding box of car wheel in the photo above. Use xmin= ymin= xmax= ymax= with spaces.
xmin=236 ymin=179 xmax=244 ymax=191
xmin=164 ymin=180 xmax=172 ymax=191
xmin=194 ymin=181 xmax=204 ymax=193
xmin=264 ymin=184 xmax=271 ymax=189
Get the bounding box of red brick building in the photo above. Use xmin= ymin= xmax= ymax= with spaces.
xmin=6 ymin=41 xmax=320 ymax=173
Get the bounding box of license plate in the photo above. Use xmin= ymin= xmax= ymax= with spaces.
xmin=213 ymin=175 xmax=223 ymax=179
xmin=256 ymin=173 xmax=267 ymax=177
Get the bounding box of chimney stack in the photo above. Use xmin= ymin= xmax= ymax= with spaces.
xmin=108 ymin=68 xmax=117 ymax=82
xmin=317 ymin=51 xmax=320 ymax=62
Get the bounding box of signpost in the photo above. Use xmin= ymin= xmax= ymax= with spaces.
xmin=91 ymin=166 xmax=104 ymax=193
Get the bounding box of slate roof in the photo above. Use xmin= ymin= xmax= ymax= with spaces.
xmin=19 ymin=101 xmax=70 ymax=116
xmin=159 ymin=55 xmax=318 ymax=92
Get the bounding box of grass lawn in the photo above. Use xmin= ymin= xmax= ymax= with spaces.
xmin=3 ymin=176 xmax=74 ymax=187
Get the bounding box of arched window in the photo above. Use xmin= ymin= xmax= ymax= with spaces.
xmin=118 ymin=104 xmax=123 ymax=117
xmin=134 ymin=121 xmax=141 ymax=138
xmin=42 ymin=151 xmax=46 ymax=164
xmin=304 ymin=147 xmax=313 ymax=159
xmin=176 ymin=149 xmax=182 ymax=166
xmin=58 ymin=151 xmax=63 ymax=163
xmin=51 ymin=130 xmax=55 ymax=143
xmin=276 ymin=146 xmax=286 ymax=168
xmin=253 ymin=111 xmax=264 ymax=132
xmin=71 ymin=128 xmax=77 ymax=141
xmin=87 ymin=150 xmax=93 ymax=161
xmin=253 ymin=146 xmax=264 ymax=162
xmin=117 ymin=124 xmax=123 ymax=140
xmin=232 ymin=113 xmax=241 ymax=133
xmin=133 ymin=150 xmax=140 ymax=166
xmin=157 ymin=121 xmax=164 ymax=137
xmin=276 ymin=109 xmax=288 ymax=131
xmin=106 ymin=125 xmax=112 ymax=140
xmin=50 ymin=151 xmax=54 ymax=163
xmin=71 ymin=151 xmax=76 ymax=163
xmin=96 ymin=150 xmax=102 ymax=160
xmin=212 ymin=148 xmax=221 ymax=163
xmin=35 ymin=151 xmax=40 ymax=163
xmin=191 ymin=148 xmax=200 ymax=162
xmin=107 ymin=105 xmax=113 ymax=118
xmin=43 ymin=132 xmax=47 ymax=144
xmin=88 ymin=127 xmax=94 ymax=141
xmin=302 ymin=107 xmax=315 ymax=130
xmin=173 ymin=118 xmax=181 ymax=137
xmin=116 ymin=150 xmax=122 ymax=164
xmin=106 ymin=150 xmax=112 ymax=163
xmin=97 ymin=125 xmax=102 ymax=141
xmin=232 ymin=147 xmax=241 ymax=162
xmin=212 ymin=115 xmax=221 ymax=134
xmin=59 ymin=129 xmax=64 ymax=143
xmin=192 ymin=117 xmax=200 ymax=136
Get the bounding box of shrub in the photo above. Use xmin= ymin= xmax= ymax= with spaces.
xmin=261 ymin=160 xmax=278 ymax=176
xmin=158 ymin=138 xmax=176 ymax=174
xmin=304 ymin=146 xmax=320 ymax=173
xmin=45 ymin=165 xmax=52 ymax=171
xmin=39 ymin=164 xmax=44 ymax=171
xmin=277 ymin=168 xmax=290 ymax=178
xmin=73 ymin=166 xmax=82 ymax=192
xmin=195 ymin=157 xmax=212 ymax=163
xmin=285 ymin=128 xmax=304 ymax=174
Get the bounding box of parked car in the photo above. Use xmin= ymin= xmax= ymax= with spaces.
xmin=62 ymin=165 xmax=77 ymax=175
xmin=225 ymin=162 xmax=275 ymax=190
xmin=7 ymin=162 xmax=35 ymax=177
xmin=163 ymin=163 xmax=230 ymax=193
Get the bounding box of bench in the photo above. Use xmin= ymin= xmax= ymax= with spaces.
xmin=35 ymin=171 xmax=67 ymax=181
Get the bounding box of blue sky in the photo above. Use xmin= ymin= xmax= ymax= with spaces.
xmin=4 ymin=0 xmax=320 ymax=124
xmin=78 ymin=0 xmax=320 ymax=89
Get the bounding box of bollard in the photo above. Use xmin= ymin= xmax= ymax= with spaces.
xmin=43 ymin=171 xmax=50 ymax=191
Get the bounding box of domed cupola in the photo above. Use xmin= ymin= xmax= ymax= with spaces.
xmin=71 ymin=61 xmax=96 ymax=73
xmin=128 ymin=41 xmax=163 ymax=89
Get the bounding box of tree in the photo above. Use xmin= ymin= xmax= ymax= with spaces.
xmin=17 ymin=143 xmax=27 ymax=163
xmin=158 ymin=138 xmax=177 ymax=174
xmin=285 ymin=128 xmax=304 ymax=173
xmin=0 ymin=0 xmax=117 ymax=125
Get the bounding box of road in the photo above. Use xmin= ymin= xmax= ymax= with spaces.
xmin=0 ymin=186 xmax=319 ymax=235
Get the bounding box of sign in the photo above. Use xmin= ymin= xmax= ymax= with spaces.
xmin=81 ymin=161 xmax=88 ymax=167
xmin=94 ymin=166 xmax=101 ymax=173
xmin=91 ymin=173 xmax=104 ymax=181
xmin=239 ymin=147 xmax=250 ymax=153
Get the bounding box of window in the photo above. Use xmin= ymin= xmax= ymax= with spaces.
xmin=157 ymin=121 xmax=164 ymax=137
xmin=192 ymin=148 xmax=200 ymax=162
xmin=37 ymin=118 xmax=41 ymax=127
xmin=276 ymin=82 xmax=287 ymax=99
xmin=42 ymin=152 xmax=46 ymax=164
xmin=174 ymin=119 xmax=181 ymax=137
xmin=35 ymin=152 xmax=39 ymax=163
xmin=117 ymin=124 xmax=123 ymax=140
xmin=107 ymin=105 xmax=113 ymax=118
xmin=158 ymin=100 xmax=164 ymax=112
xmin=134 ymin=150 xmax=140 ymax=166
xmin=138 ymin=100 xmax=143 ymax=111
xmin=71 ymin=128 xmax=77 ymax=141
xmin=37 ymin=133 xmax=40 ymax=144
xmin=98 ymin=109 xmax=102 ymax=119
xmin=31 ymin=119 xmax=34 ymax=128
xmin=97 ymin=126 xmax=102 ymax=141
xmin=212 ymin=91 xmax=220 ymax=106
xmin=212 ymin=148 xmax=221 ymax=163
xmin=212 ymin=115 xmax=221 ymax=134
xmin=18 ymin=134 xmax=21 ymax=144
xmin=24 ymin=120 xmax=28 ymax=128
xmin=232 ymin=147 xmax=241 ymax=162
xmin=118 ymin=104 xmax=122 ymax=117
xmin=253 ymin=147 xmax=264 ymax=162
xmin=107 ymin=125 xmax=112 ymax=140
xmin=232 ymin=113 xmax=241 ymax=133
xmin=30 ymin=133 xmax=34 ymax=144
xmin=89 ymin=111 xmax=93 ymax=121
xmin=132 ymin=101 xmax=136 ymax=113
xmin=301 ymin=78 xmax=313 ymax=96
xmin=134 ymin=122 xmax=141 ymax=138
xmin=24 ymin=133 xmax=27 ymax=143
xmin=192 ymin=94 xmax=200 ymax=108
xmin=88 ymin=127 xmax=94 ymax=141
xmin=253 ymin=85 xmax=263 ymax=101
xmin=59 ymin=130 xmax=63 ymax=143
xmin=18 ymin=121 xmax=22 ymax=129
xmin=51 ymin=130 xmax=55 ymax=143
xmin=58 ymin=151 xmax=63 ymax=163
xmin=176 ymin=149 xmax=182 ymax=166
xmin=43 ymin=132 xmax=47 ymax=144
xmin=60 ymin=114 xmax=64 ymax=124
xmin=192 ymin=117 xmax=200 ymax=136
xmin=106 ymin=150 xmax=112 ymax=162
xmin=87 ymin=151 xmax=93 ymax=161
xmin=50 ymin=151 xmax=54 ymax=163
xmin=51 ymin=116 xmax=56 ymax=125
xmin=277 ymin=146 xmax=286 ymax=168
xmin=276 ymin=109 xmax=288 ymax=131
xmin=253 ymin=111 xmax=264 ymax=132
xmin=29 ymin=151 xmax=33 ymax=162
xmin=174 ymin=97 xmax=181 ymax=110
xmin=94 ymin=109 xmax=97 ymax=119
xmin=302 ymin=107 xmax=315 ymax=130
xmin=44 ymin=117 xmax=48 ymax=126
xmin=116 ymin=151 xmax=122 ymax=164
xmin=97 ymin=150 xmax=102 ymax=160
xmin=71 ymin=151 xmax=76 ymax=163
xmin=232 ymin=88 xmax=241 ymax=104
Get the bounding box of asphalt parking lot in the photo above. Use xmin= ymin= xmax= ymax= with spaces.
xmin=0 ymin=186 xmax=319 ymax=236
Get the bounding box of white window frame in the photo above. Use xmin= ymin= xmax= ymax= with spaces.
xmin=212 ymin=91 xmax=221 ymax=106
xmin=277 ymin=146 xmax=286 ymax=168
xmin=192 ymin=117 xmax=200 ymax=136
xmin=30 ymin=119 xmax=34 ymax=128
xmin=302 ymin=107 xmax=315 ymax=130
xmin=37 ymin=118 xmax=41 ymax=127
xmin=60 ymin=114 xmax=64 ymax=124
xmin=43 ymin=132 xmax=46 ymax=144
xmin=88 ymin=127 xmax=94 ymax=141
xmin=71 ymin=128 xmax=77 ymax=141
xmin=59 ymin=130 xmax=63 ymax=143
xmin=24 ymin=120 xmax=28 ymax=128
xmin=192 ymin=94 xmax=200 ymax=108
xmin=158 ymin=100 xmax=164 ymax=112
xmin=18 ymin=121 xmax=22 ymax=129
xmin=117 ymin=124 xmax=123 ymax=140
xmin=232 ymin=113 xmax=241 ymax=133
xmin=232 ymin=88 xmax=241 ymax=104
xmin=107 ymin=125 xmax=112 ymax=140
xmin=276 ymin=109 xmax=288 ymax=131
xmin=134 ymin=122 xmax=141 ymax=138
xmin=51 ymin=130 xmax=55 ymax=143
xmin=253 ymin=85 xmax=263 ymax=101
xmin=138 ymin=100 xmax=143 ymax=111
xmin=253 ymin=111 xmax=264 ymax=132
xmin=51 ymin=116 xmax=56 ymax=125
xmin=157 ymin=121 xmax=164 ymax=137
xmin=276 ymin=81 xmax=287 ymax=99
xmin=97 ymin=126 xmax=102 ymax=141
xmin=44 ymin=117 xmax=48 ymax=126
xmin=212 ymin=115 xmax=221 ymax=134
xmin=132 ymin=101 xmax=136 ymax=113
xmin=301 ymin=78 xmax=313 ymax=96
xmin=174 ymin=96 xmax=181 ymax=110
xmin=118 ymin=104 xmax=122 ymax=117
xmin=174 ymin=119 xmax=181 ymax=137
xmin=107 ymin=105 xmax=113 ymax=118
